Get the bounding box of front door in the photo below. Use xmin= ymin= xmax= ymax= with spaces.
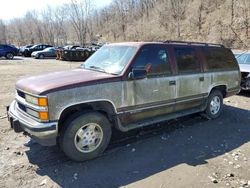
xmin=121 ymin=44 xmax=176 ymax=124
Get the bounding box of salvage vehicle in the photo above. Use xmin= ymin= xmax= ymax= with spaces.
xmin=19 ymin=44 xmax=33 ymax=56
xmin=23 ymin=44 xmax=53 ymax=57
xmin=56 ymin=45 xmax=96 ymax=61
xmin=7 ymin=41 xmax=241 ymax=161
xmin=31 ymin=47 xmax=56 ymax=59
xmin=235 ymin=52 xmax=250 ymax=90
xmin=0 ymin=44 xmax=19 ymax=59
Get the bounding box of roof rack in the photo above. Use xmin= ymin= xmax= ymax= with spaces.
xmin=163 ymin=40 xmax=225 ymax=48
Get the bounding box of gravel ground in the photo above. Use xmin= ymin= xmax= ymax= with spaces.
xmin=0 ymin=57 xmax=250 ymax=188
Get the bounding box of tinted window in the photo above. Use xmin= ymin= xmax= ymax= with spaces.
xmin=174 ymin=47 xmax=200 ymax=73
xmin=203 ymin=47 xmax=237 ymax=70
xmin=132 ymin=45 xmax=171 ymax=76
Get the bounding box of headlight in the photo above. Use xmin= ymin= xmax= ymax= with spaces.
xmin=26 ymin=108 xmax=49 ymax=121
xmin=26 ymin=108 xmax=39 ymax=118
xmin=25 ymin=94 xmax=49 ymax=121
xmin=25 ymin=94 xmax=48 ymax=106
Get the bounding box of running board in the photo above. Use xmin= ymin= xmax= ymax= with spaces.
xmin=117 ymin=108 xmax=202 ymax=132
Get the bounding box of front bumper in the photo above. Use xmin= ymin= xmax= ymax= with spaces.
xmin=241 ymin=77 xmax=250 ymax=90
xmin=31 ymin=53 xmax=38 ymax=58
xmin=7 ymin=101 xmax=58 ymax=146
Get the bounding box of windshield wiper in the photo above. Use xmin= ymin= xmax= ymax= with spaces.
xmin=89 ymin=65 xmax=106 ymax=72
xmin=85 ymin=65 xmax=119 ymax=75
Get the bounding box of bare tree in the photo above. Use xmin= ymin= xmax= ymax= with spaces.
xmin=68 ymin=0 xmax=92 ymax=45
xmin=197 ymin=1 xmax=204 ymax=35
xmin=0 ymin=19 xmax=7 ymax=44
xmin=170 ymin=0 xmax=187 ymax=39
xmin=242 ymin=0 xmax=250 ymax=38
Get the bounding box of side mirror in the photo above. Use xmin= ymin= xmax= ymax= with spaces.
xmin=128 ymin=68 xmax=147 ymax=80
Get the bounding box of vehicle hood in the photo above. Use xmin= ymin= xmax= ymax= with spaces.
xmin=16 ymin=68 xmax=120 ymax=95
xmin=239 ymin=64 xmax=250 ymax=73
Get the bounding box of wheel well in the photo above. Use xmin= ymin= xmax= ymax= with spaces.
xmin=58 ymin=101 xmax=117 ymax=132
xmin=210 ymin=85 xmax=227 ymax=98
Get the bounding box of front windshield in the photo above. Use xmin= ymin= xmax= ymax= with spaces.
xmin=81 ymin=45 xmax=137 ymax=75
xmin=236 ymin=54 xmax=250 ymax=64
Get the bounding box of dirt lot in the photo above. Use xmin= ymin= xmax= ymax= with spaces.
xmin=0 ymin=57 xmax=250 ymax=188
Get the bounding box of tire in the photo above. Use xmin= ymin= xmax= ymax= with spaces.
xmin=59 ymin=112 xmax=112 ymax=161
xmin=5 ymin=53 xmax=14 ymax=60
xmin=23 ymin=50 xmax=29 ymax=57
xmin=205 ymin=90 xmax=223 ymax=119
xmin=38 ymin=54 xmax=45 ymax=59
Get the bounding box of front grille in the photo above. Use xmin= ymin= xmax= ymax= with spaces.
xmin=17 ymin=90 xmax=25 ymax=99
xmin=17 ymin=102 xmax=26 ymax=112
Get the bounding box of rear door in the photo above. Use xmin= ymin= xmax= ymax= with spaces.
xmin=173 ymin=46 xmax=205 ymax=112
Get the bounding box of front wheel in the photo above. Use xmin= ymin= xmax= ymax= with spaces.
xmin=5 ymin=53 xmax=14 ymax=59
xmin=38 ymin=54 xmax=45 ymax=59
xmin=205 ymin=90 xmax=223 ymax=119
xmin=59 ymin=112 xmax=112 ymax=161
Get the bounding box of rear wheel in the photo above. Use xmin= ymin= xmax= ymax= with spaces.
xmin=5 ymin=53 xmax=14 ymax=59
xmin=205 ymin=90 xmax=223 ymax=119
xmin=59 ymin=112 xmax=112 ymax=161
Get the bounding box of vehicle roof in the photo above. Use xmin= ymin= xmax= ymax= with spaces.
xmin=107 ymin=41 xmax=225 ymax=48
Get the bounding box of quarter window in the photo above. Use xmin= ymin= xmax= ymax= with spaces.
xmin=203 ymin=47 xmax=237 ymax=70
xmin=132 ymin=45 xmax=171 ymax=76
xmin=174 ymin=47 xmax=200 ymax=74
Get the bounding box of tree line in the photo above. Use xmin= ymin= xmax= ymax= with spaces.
xmin=0 ymin=0 xmax=249 ymax=49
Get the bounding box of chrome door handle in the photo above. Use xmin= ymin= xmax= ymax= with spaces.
xmin=169 ymin=80 xmax=176 ymax=85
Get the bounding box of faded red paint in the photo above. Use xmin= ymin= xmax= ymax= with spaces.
xmin=16 ymin=69 xmax=120 ymax=95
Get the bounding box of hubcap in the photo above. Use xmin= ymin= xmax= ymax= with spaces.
xmin=7 ymin=53 xmax=13 ymax=59
xmin=74 ymin=123 xmax=103 ymax=153
xmin=210 ymin=96 xmax=221 ymax=115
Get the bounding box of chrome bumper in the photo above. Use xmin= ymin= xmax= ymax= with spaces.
xmin=7 ymin=101 xmax=58 ymax=146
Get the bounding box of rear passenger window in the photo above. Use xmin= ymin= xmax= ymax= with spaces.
xmin=133 ymin=45 xmax=172 ymax=76
xmin=203 ymin=47 xmax=237 ymax=71
xmin=174 ymin=47 xmax=200 ymax=74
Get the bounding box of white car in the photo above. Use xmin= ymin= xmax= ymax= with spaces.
xmin=235 ymin=52 xmax=250 ymax=90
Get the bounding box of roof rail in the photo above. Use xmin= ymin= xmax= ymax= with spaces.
xmin=163 ymin=40 xmax=225 ymax=47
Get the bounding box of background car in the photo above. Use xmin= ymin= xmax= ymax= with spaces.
xmin=31 ymin=47 xmax=56 ymax=59
xmin=23 ymin=44 xmax=53 ymax=57
xmin=19 ymin=44 xmax=33 ymax=56
xmin=0 ymin=44 xmax=19 ymax=59
xmin=234 ymin=51 xmax=250 ymax=90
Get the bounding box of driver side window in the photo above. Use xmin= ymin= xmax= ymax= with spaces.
xmin=132 ymin=45 xmax=171 ymax=77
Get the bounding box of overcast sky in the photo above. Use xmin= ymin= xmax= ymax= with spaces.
xmin=0 ymin=0 xmax=112 ymax=20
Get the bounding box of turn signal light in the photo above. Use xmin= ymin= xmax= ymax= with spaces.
xmin=38 ymin=98 xmax=48 ymax=106
xmin=39 ymin=112 xmax=49 ymax=121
